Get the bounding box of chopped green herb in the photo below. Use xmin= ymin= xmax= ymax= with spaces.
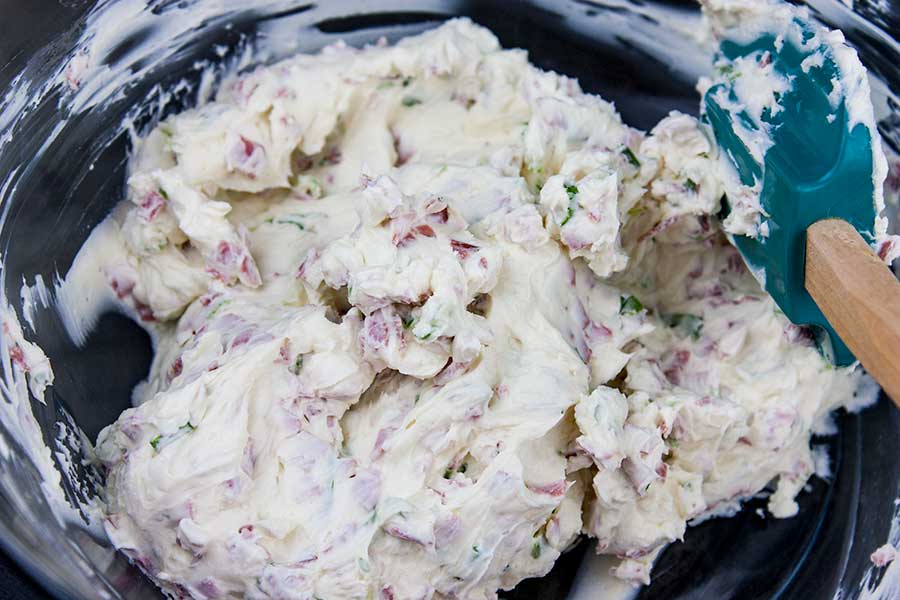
xmin=472 ymin=545 xmax=480 ymax=556
xmin=662 ymin=313 xmax=703 ymax=339
xmin=291 ymin=175 xmax=324 ymax=198
xmin=308 ymin=177 xmax=324 ymax=198
xmin=531 ymin=541 xmax=541 ymax=559
xmin=290 ymin=354 xmax=304 ymax=376
xmin=560 ymin=182 xmax=579 ymax=226
xmin=273 ymin=215 xmax=305 ymax=231
xmin=459 ymin=462 xmax=468 ymax=474
xmin=619 ymin=295 xmax=644 ymax=315
xmin=421 ymin=328 xmax=436 ymax=341
xmin=414 ymin=393 xmax=421 ymax=405
xmin=716 ymin=63 xmax=738 ymax=81
xmin=684 ymin=178 xmax=698 ymax=192
xmin=443 ymin=468 xmax=453 ymax=479
xmin=402 ymin=96 xmax=422 ymax=107
xmin=401 ymin=315 xmax=414 ymax=329
xmin=622 ymin=147 xmax=641 ymax=167
xmin=402 ymin=77 xmax=413 ymax=87
xmin=150 ymin=422 xmax=195 ymax=453
xmin=157 ymin=187 xmax=169 ymax=200
xmin=627 ymin=205 xmax=646 ymax=217
xmin=415 ymin=320 xmax=440 ymax=341
xmin=208 ymin=299 xmax=232 ymax=317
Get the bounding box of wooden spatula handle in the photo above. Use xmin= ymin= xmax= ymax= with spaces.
xmin=806 ymin=218 xmax=900 ymax=405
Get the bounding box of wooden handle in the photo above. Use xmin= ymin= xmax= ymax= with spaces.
xmin=806 ymin=219 xmax=900 ymax=406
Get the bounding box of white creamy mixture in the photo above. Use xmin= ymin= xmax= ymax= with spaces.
xmin=46 ymin=11 xmax=879 ymax=600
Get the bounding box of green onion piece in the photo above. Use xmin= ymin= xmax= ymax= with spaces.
xmin=290 ymin=354 xmax=304 ymax=375
xmin=274 ymin=216 xmax=305 ymax=231
xmin=622 ymin=147 xmax=641 ymax=167
xmin=627 ymin=205 xmax=646 ymax=217
xmin=619 ymin=295 xmax=644 ymax=315
xmin=662 ymin=313 xmax=703 ymax=339
xmin=561 ymin=183 xmax=579 ymax=226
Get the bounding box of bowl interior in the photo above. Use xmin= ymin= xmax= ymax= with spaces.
xmin=0 ymin=1 xmax=897 ymax=599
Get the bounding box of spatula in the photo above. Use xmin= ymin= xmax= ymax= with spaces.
xmin=702 ymin=16 xmax=900 ymax=404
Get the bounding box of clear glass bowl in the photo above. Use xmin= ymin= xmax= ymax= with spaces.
xmin=0 ymin=1 xmax=896 ymax=598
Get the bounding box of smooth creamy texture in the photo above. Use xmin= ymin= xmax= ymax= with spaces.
xmin=84 ymin=17 xmax=873 ymax=600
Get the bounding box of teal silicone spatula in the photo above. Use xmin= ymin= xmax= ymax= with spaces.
xmin=702 ymin=15 xmax=900 ymax=403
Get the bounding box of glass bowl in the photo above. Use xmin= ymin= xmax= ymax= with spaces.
xmin=0 ymin=1 xmax=897 ymax=598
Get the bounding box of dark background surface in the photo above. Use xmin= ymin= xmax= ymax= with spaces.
xmin=0 ymin=0 xmax=92 ymax=597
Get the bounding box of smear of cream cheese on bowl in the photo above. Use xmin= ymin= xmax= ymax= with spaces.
xmin=0 ymin=0 xmax=897 ymax=599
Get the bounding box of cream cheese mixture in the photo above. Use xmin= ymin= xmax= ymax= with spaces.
xmin=45 ymin=7 xmax=884 ymax=600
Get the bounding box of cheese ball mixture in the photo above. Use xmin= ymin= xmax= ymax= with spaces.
xmin=89 ymin=17 xmax=868 ymax=600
